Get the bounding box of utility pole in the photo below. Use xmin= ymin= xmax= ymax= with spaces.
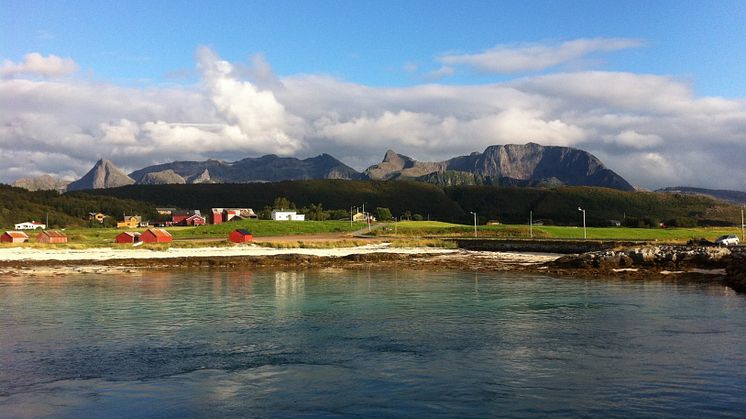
xmin=578 ymin=207 xmax=587 ymax=239
xmin=350 ymin=206 xmax=353 ymax=228
xmin=470 ymin=211 xmax=477 ymax=238
xmin=529 ymin=210 xmax=533 ymax=238
xmin=741 ymin=207 xmax=745 ymax=242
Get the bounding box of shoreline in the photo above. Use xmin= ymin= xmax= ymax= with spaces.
xmin=0 ymin=244 xmax=734 ymax=289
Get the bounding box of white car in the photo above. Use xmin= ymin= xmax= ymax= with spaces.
xmin=714 ymin=235 xmax=740 ymax=246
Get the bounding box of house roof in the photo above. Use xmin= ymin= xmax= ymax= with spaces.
xmin=185 ymin=214 xmax=205 ymax=220
xmin=234 ymin=229 xmax=252 ymax=235
xmin=146 ymin=228 xmax=172 ymax=238
xmin=4 ymin=231 xmax=29 ymax=238
xmin=40 ymin=230 xmax=66 ymax=238
xmin=118 ymin=231 xmax=141 ymax=238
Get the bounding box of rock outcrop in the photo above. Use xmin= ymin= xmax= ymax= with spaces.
xmin=66 ymin=159 xmax=135 ymax=191
xmin=551 ymin=245 xmax=732 ymax=270
xmin=724 ymin=248 xmax=746 ymax=292
xmin=138 ymin=169 xmax=186 ymax=185
xmin=188 ymin=169 xmax=212 ymax=184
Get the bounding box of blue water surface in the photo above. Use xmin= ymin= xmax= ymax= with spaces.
xmin=1 ymin=269 xmax=745 ymax=417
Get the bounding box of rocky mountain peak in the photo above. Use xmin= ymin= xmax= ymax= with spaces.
xmin=66 ymin=159 xmax=135 ymax=191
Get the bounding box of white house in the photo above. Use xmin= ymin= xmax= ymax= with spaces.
xmin=14 ymin=221 xmax=46 ymax=230
xmin=271 ymin=210 xmax=305 ymax=221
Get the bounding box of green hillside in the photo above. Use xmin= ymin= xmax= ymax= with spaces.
xmin=74 ymin=180 xmax=467 ymax=220
xmin=445 ymin=185 xmax=741 ymax=226
xmin=0 ymin=184 xmax=156 ymax=229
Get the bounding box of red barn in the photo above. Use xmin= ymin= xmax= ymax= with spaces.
xmin=36 ymin=230 xmax=67 ymax=244
xmin=115 ymin=231 xmax=141 ymax=244
xmin=1 ymin=231 xmax=29 ymax=243
xmin=140 ymin=228 xmax=172 ymax=243
xmin=228 ymin=229 xmax=253 ymax=243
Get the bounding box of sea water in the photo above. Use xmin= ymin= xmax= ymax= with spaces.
xmin=1 ymin=270 xmax=745 ymax=417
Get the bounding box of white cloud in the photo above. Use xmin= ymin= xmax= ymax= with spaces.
xmin=439 ymin=38 xmax=642 ymax=74
xmin=606 ymin=130 xmax=663 ymax=149
xmin=425 ymin=65 xmax=455 ymax=80
xmin=1 ymin=53 xmax=78 ymax=78
xmin=1 ymin=46 xmax=746 ymax=191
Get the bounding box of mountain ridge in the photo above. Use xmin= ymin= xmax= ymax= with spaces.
xmin=36 ymin=143 xmax=636 ymax=191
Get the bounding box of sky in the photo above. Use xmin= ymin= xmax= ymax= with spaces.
xmin=2 ymin=0 xmax=746 ymax=190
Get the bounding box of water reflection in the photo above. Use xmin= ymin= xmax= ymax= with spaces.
xmin=1 ymin=269 xmax=745 ymax=417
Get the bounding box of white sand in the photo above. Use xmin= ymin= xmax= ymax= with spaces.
xmin=0 ymin=243 xmax=459 ymax=262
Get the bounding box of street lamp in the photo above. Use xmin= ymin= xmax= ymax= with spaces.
xmin=578 ymin=207 xmax=587 ymax=239
xmin=470 ymin=211 xmax=477 ymax=238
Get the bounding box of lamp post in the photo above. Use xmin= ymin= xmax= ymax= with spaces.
xmin=470 ymin=211 xmax=477 ymax=238
xmin=529 ymin=210 xmax=533 ymax=238
xmin=578 ymin=207 xmax=587 ymax=239
xmin=741 ymin=207 xmax=745 ymax=242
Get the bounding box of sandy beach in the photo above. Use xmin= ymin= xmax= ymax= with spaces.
xmin=0 ymin=243 xmax=563 ymax=277
xmin=0 ymin=243 xmax=460 ymax=262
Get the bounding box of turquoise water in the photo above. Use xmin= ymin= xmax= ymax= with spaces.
xmin=1 ymin=269 xmax=745 ymax=417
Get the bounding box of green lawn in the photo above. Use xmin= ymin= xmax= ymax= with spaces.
xmin=60 ymin=220 xmax=365 ymax=245
xmin=389 ymin=221 xmax=741 ymax=242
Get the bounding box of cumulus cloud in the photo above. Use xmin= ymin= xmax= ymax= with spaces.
xmin=439 ymin=38 xmax=643 ymax=74
xmin=1 ymin=53 xmax=78 ymax=78
xmin=1 ymin=46 xmax=746 ymax=191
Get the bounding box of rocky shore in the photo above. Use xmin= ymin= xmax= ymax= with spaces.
xmin=550 ymin=245 xmax=732 ymax=270
xmin=724 ymin=247 xmax=746 ymax=293
xmin=1 ymin=243 xmax=743 ymax=293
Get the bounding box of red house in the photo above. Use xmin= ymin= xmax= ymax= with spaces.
xmin=228 ymin=229 xmax=253 ymax=243
xmin=211 ymin=208 xmax=223 ymax=225
xmin=115 ymin=231 xmax=141 ymax=244
xmin=140 ymin=228 xmax=172 ymax=243
xmin=1 ymin=231 xmax=29 ymax=243
xmin=36 ymin=230 xmax=67 ymax=244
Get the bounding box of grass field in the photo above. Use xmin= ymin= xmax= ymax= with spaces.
xmin=388 ymin=221 xmax=742 ymax=242
xmin=54 ymin=220 xmax=366 ymax=246
xmin=3 ymin=219 xmax=741 ymax=248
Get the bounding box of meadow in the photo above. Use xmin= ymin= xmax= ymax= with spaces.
xmin=3 ymin=219 xmax=741 ymax=249
xmin=386 ymin=221 xmax=741 ymax=243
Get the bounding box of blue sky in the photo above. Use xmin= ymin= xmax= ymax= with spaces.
xmin=4 ymin=0 xmax=746 ymax=95
xmin=2 ymin=1 xmax=746 ymax=189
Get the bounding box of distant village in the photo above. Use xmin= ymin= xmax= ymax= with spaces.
xmin=2 ymin=206 xmax=375 ymax=246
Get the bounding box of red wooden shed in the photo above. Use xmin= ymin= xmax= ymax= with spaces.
xmin=228 ymin=229 xmax=253 ymax=243
xmin=36 ymin=230 xmax=67 ymax=244
xmin=140 ymin=228 xmax=172 ymax=243
xmin=1 ymin=231 xmax=29 ymax=243
xmin=115 ymin=231 xmax=141 ymax=244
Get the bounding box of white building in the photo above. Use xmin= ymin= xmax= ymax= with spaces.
xmin=271 ymin=210 xmax=305 ymax=221
xmin=14 ymin=221 xmax=46 ymax=230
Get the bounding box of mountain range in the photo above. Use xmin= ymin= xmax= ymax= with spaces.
xmin=21 ymin=143 xmax=638 ymax=191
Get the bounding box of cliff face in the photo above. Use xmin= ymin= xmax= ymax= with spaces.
xmin=366 ymin=143 xmax=634 ymax=191
xmin=66 ymin=159 xmax=135 ymax=191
